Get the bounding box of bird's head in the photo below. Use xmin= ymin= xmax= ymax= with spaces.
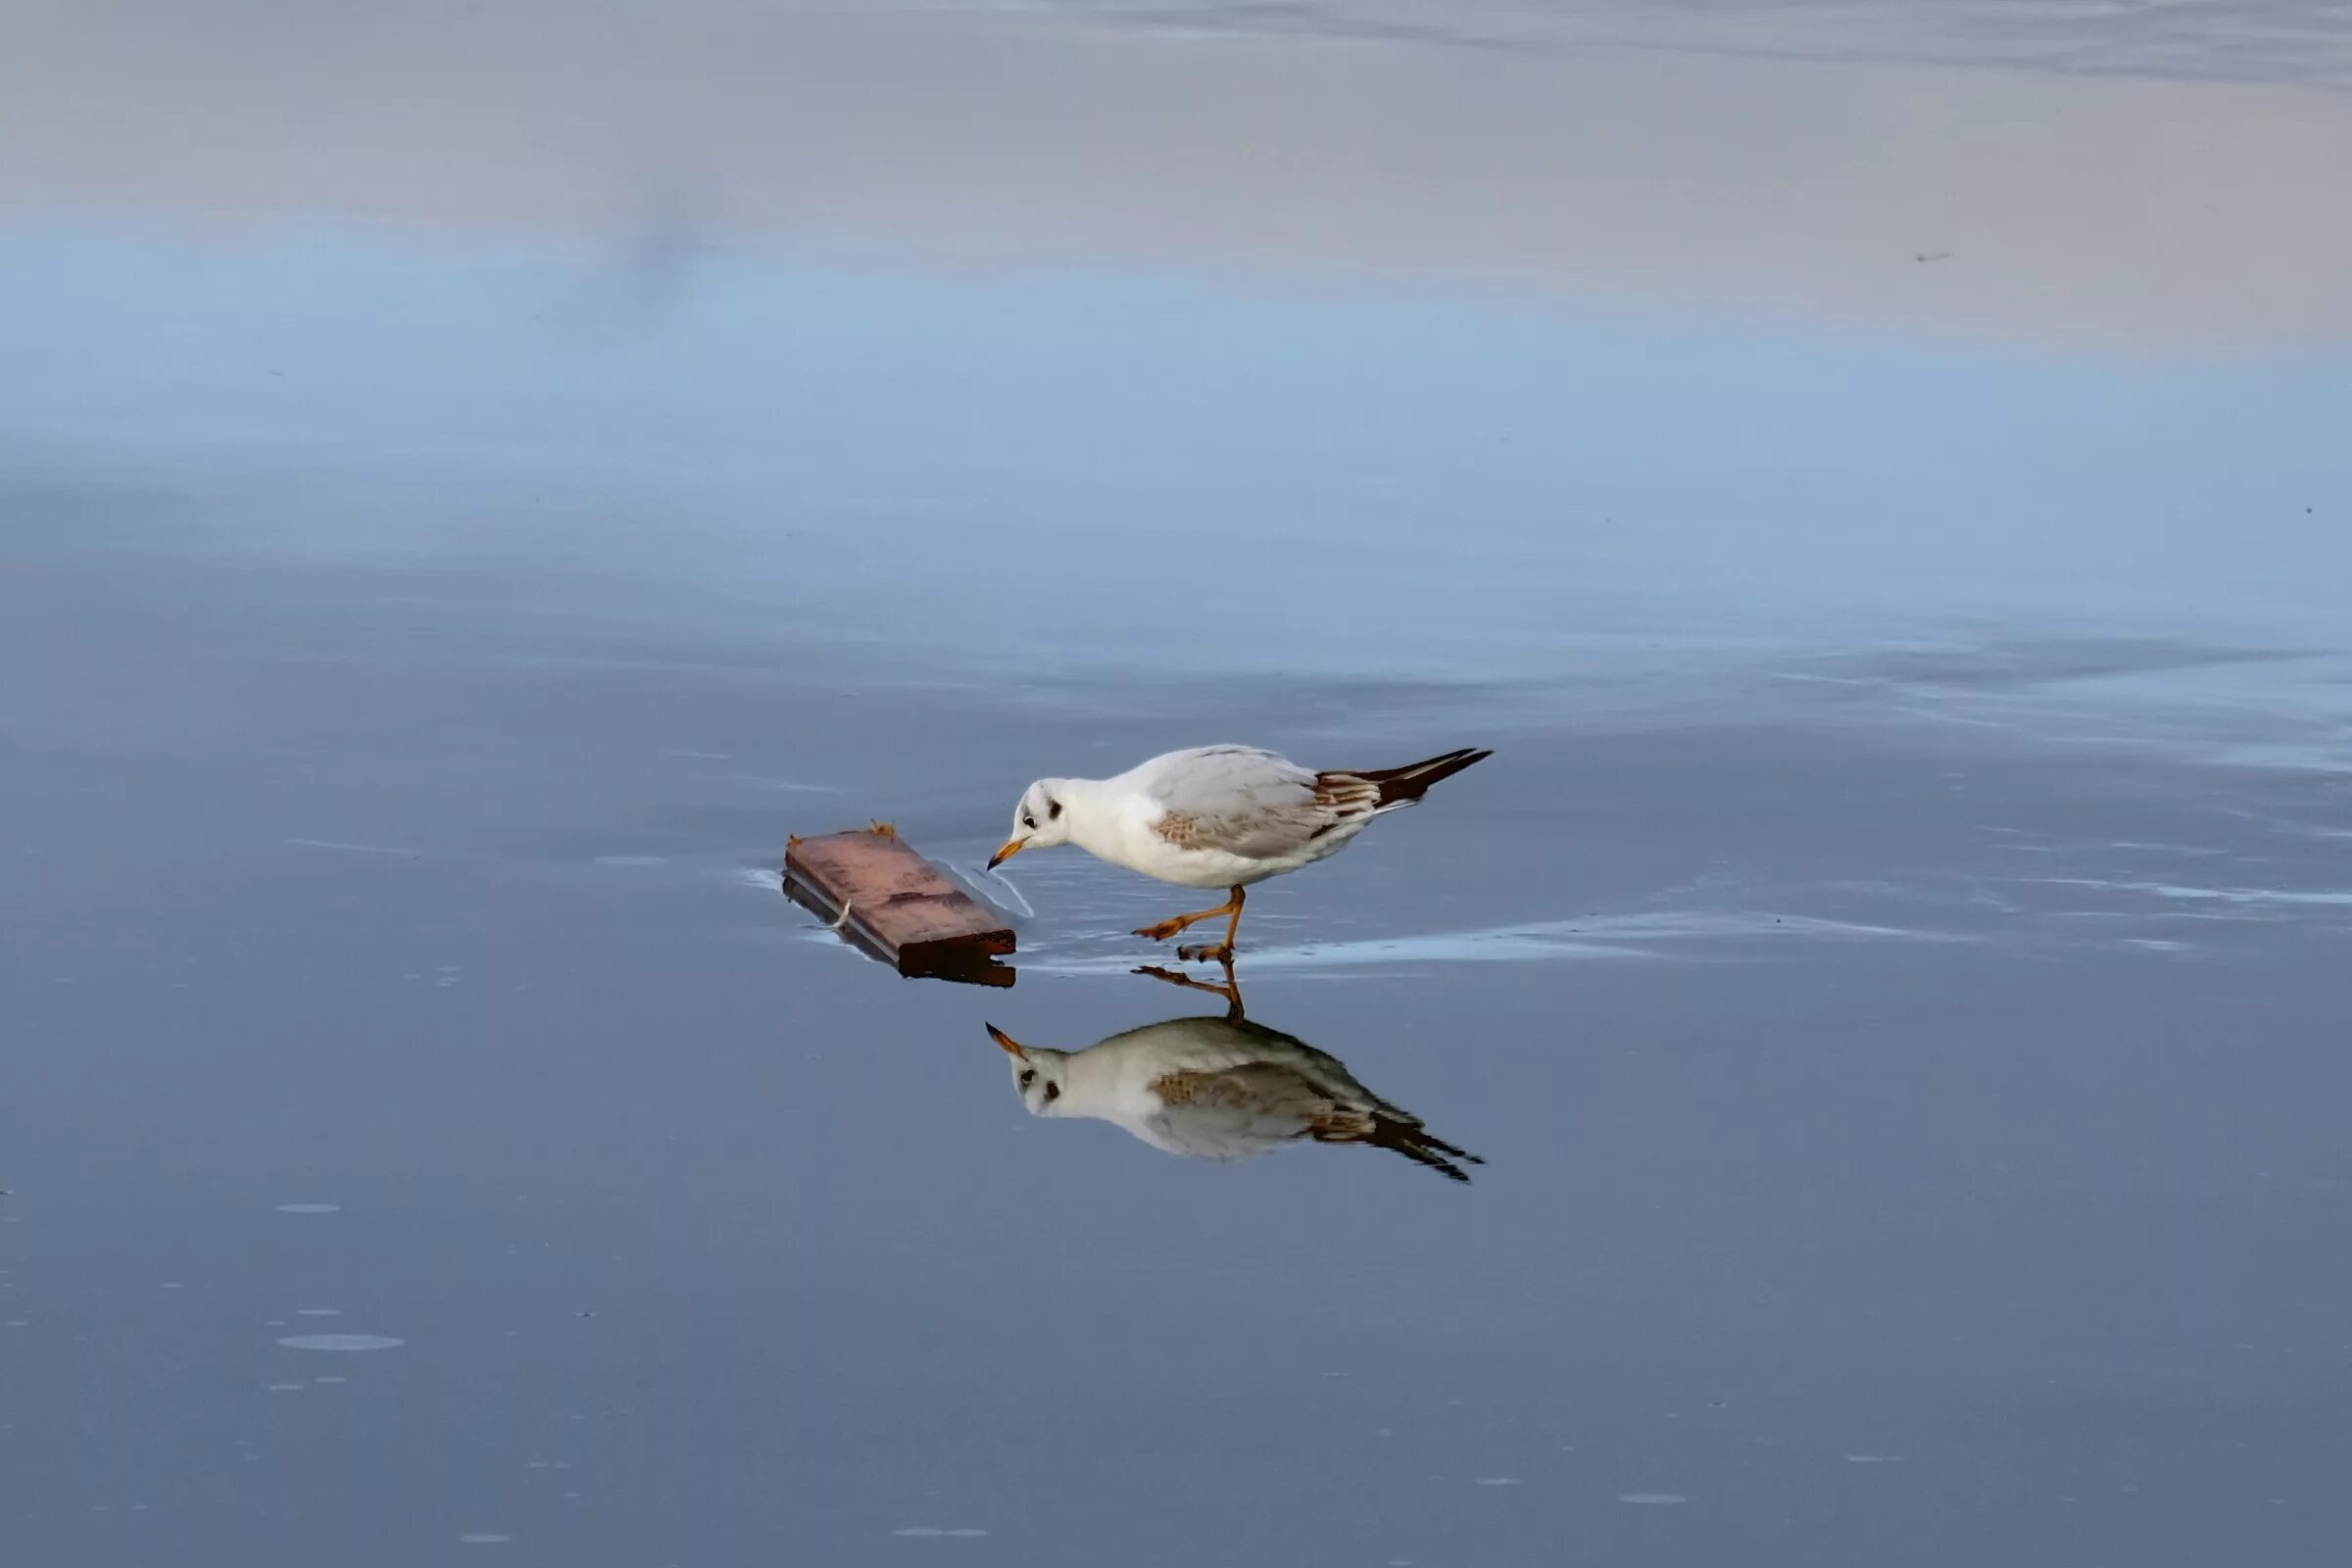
xmin=987 ymin=779 xmax=1072 ymax=868
xmin=987 ymin=1023 xmax=1071 ymax=1116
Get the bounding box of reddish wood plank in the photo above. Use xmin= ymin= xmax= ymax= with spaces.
xmin=782 ymin=824 xmax=1015 ymax=981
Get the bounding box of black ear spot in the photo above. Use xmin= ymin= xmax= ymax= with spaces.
xmin=1043 ymin=1081 xmax=1061 ymax=1103
xmin=1047 ymin=799 xmax=1062 ymax=821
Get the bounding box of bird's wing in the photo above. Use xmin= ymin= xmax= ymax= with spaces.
xmin=1208 ymin=1021 xmax=1483 ymax=1180
xmin=1141 ymin=747 xmax=1376 ymax=859
xmin=1138 ymin=1063 xmax=1330 ymax=1159
xmin=1143 ymin=1063 xmax=1482 ymax=1180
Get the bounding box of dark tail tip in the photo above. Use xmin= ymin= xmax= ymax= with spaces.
xmin=1357 ymin=1117 xmax=1483 ymax=1183
xmin=1372 ymin=746 xmax=1493 ymax=806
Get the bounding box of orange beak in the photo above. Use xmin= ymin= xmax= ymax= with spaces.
xmin=985 ymin=1022 xmax=1027 ymax=1058
xmin=986 ymin=838 xmax=1024 ymax=870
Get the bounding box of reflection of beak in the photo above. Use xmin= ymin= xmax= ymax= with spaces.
xmin=986 ymin=839 xmax=1024 ymax=870
xmin=985 ymin=1022 xmax=1027 ymax=1059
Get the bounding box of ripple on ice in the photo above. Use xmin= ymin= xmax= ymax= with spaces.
xmin=277 ymin=1334 xmax=404 ymax=1351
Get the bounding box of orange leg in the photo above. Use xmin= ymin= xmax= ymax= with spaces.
xmin=1136 ymin=958 xmax=1245 ymax=1018
xmin=1134 ymin=885 xmax=1247 ymax=961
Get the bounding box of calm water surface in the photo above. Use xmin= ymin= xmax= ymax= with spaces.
xmin=7 ymin=16 xmax=2352 ymax=1566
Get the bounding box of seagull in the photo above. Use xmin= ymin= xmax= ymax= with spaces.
xmin=986 ymin=744 xmax=1492 ymax=959
xmin=986 ymin=1004 xmax=1483 ymax=1183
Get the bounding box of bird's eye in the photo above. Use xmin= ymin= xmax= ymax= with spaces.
xmin=1021 ymin=814 xmax=1036 ymax=830
xmin=1018 ymin=1069 xmax=1036 ymax=1088
xmin=1047 ymin=800 xmax=1061 ymax=821
xmin=1043 ymin=1082 xmax=1060 ymax=1103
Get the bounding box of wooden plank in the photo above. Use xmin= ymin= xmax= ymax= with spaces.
xmin=782 ymin=823 xmax=1015 ymax=985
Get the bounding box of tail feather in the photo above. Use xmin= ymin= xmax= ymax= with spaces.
xmin=1313 ymin=1110 xmax=1486 ymax=1183
xmin=1351 ymin=746 xmax=1493 ymax=808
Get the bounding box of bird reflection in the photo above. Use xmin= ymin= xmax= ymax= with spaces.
xmin=985 ymin=965 xmax=1483 ymax=1183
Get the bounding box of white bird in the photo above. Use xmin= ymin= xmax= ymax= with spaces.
xmin=986 ymin=1011 xmax=1483 ymax=1182
xmin=985 ymin=744 xmax=1492 ymax=959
